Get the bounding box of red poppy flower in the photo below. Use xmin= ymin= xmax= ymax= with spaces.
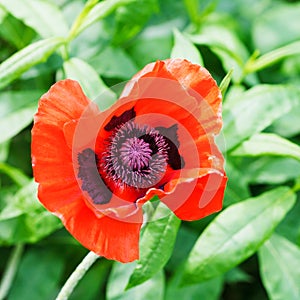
xmin=31 ymin=58 xmax=227 ymax=263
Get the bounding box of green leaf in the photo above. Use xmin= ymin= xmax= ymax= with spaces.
xmin=246 ymin=157 xmax=300 ymax=185
xmin=126 ymin=203 xmax=180 ymax=289
xmin=166 ymin=272 xmax=223 ymax=300
xmin=107 ymin=262 xmax=164 ymax=300
xmin=231 ymin=133 xmax=300 ymax=162
xmin=219 ymin=68 xmax=233 ymax=97
xmin=74 ymin=0 xmax=134 ymax=38
xmin=0 ymin=90 xmax=44 ymax=143
xmin=223 ymin=160 xmax=250 ymax=206
xmin=183 ymin=0 xmax=200 ymax=25
xmin=0 ymin=0 xmax=69 ymax=38
xmin=0 ymin=5 xmax=7 ymax=23
xmin=7 ymin=247 xmax=64 ymax=300
xmin=222 ymin=84 xmax=300 ymax=151
xmin=225 ymin=267 xmax=252 ymax=284
xmin=189 ymin=19 xmax=249 ymax=82
xmin=0 ymin=14 xmax=36 ymax=49
xmin=259 ymin=234 xmax=300 ymax=300
xmin=276 ymin=199 xmax=300 ymax=246
xmin=0 ymin=141 xmax=10 ymax=162
xmin=0 ymin=181 xmax=62 ymax=245
xmin=181 ymin=187 xmax=296 ymax=285
xmin=252 ymin=3 xmax=300 ymax=53
xmin=270 ymin=103 xmax=300 ymax=138
xmin=0 ymin=162 xmax=30 ymax=187
xmin=0 ymin=37 xmax=65 ymax=89
xmin=245 ymin=41 xmax=300 ymax=74
xmin=88 ymin=46 xmax=138 ymax=79
xmin=63 ymin=57 xmax=117 ymax=109
xmin=0 ymin=104 xmax=36 ymax=144
xmin=111 ymin=0 xmax=158 ymax=45
xmin=171 ymin=28 xmax=203 ymax=65
xmin=128 ymin=23 xmax=173 ymax=68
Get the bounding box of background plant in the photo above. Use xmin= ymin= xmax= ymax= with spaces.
xmin=0 ymin=0 xmax=300 ymax=299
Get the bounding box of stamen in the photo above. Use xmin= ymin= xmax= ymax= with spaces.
xmin=102 ymin=121 xmax=169 ymax=189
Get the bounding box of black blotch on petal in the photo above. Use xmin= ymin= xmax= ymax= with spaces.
xmin=156 ymin=125 xmax=180 ymax=148
xmin=104 ymin=107 xmax=136 ymax=131
xmin=157 ymin=124 xmax=185 ymax=170
xmin=78 ymin=148 xmax=112 ymax=204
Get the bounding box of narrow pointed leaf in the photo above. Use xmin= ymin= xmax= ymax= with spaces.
xmin=74 ymin=0 xmax=134 ymax=38
xmin=181 ymin=187 xmax=296 ymax=285
xmin=0 ymin=37 xmax=65 ymax=89
xmin=231 ymin=133 xmax=300 ymax=161
xmin=126 ymin=203 xmax=180 ymax=289
xmin=245 ymin=41 xmax=300 ymax=73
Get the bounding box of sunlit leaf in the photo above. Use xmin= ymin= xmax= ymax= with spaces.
xmin=246 ymin=157 xmax=300 ymax=185
xmin=222 ymin=84 xmax=300 ymax=151
xmin=0 ymin=0 xmax=69 ymax=38
xmin=0 ymin=90 xmax=44 ymax=143
xmin=88 ymin=46 xmax=138 ymax=79
xmin=63 ymin=57 xmax=117 ymax=109
xmin=181 ymin=187 xmax=296 ymax=284
xmin=245 ymin=41 xmax=300 ymax=74
xmin=0 ymin=37 xmax=65 ymax=89
xmin=270 ymin=103 xmax=300 ymax=138
xmin=231 ymin=133 xmax=300 ymax=162
xmin=253 ymin=3 xmax=300 ymax=53
xmin=171 ymin=28 xmax=203 ymax=65
xmin=259 ymin=234 xmax=300 ymax=300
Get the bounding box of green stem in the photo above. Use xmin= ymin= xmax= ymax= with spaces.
xmin=0 ymin=244 xmax=24 ymax=300
xmin=56 ymin=251 xmax=100 ymax=300
xmin=67 ymin=0 xmax=99 ymax=42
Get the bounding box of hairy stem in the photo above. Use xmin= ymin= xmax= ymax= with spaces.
xmin=56 ymin=251 xmax=100 ymax=300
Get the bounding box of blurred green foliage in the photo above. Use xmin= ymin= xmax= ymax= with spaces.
xmin=0 ymin=0 xmax=300 ymax=299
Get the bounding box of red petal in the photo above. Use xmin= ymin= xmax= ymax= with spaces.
xmin=33 ymin=79 xmax=96 ymax=127
xmin=164 ymin=59 xmax=222 ymax=116
xmin=126 ymin=59 xmax=222 ymax=134
xmin=161 ymin=172 xmax=227 ymax=220
xmin=32 ymin=80 xmax=95 ymax=208
xmin=60 ymin=198 xmax=142 ymax=262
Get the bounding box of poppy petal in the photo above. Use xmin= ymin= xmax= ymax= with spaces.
xmin=161 ymin=172 xmax=227 ymax=220
xmin=60 ymin=198 xmax=142 ymax=262
xmin=124 ymin=59 xmax=222 ymax=134
xmin=32 ymin=79 xmax=143 ymax=262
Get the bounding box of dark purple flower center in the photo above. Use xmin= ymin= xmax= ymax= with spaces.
xmin=102 ymin=121 xmax=169 ymax=189
xmin=77 ymin=107 xmax=184 ymax=205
